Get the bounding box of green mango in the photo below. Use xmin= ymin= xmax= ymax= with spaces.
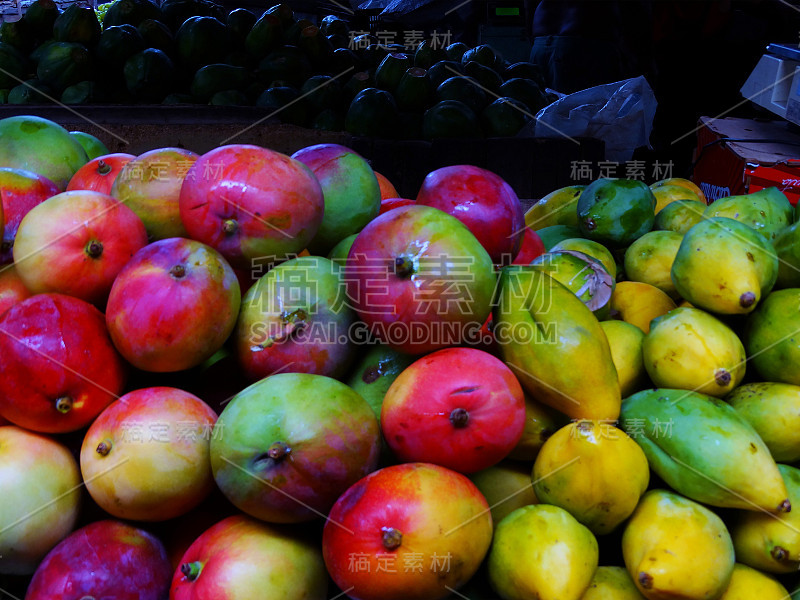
xmin=727 ymin=382 xmax=800 ymax=463
xmin=703 ymin=187 xmax=793 ymax=242
xmin=534 ymin=224 xmax=582 ymax=250
xmin=653 ymin=198 xmax=706 ymax=235
xmin=772 ymin=221 xmax=800 ymax=288
xmin=744 ymin=288 xmax=800 ymax=385
xmin=620 ymin=388 xmax=789 ymax=512
xmin=670 ymin=217 xmax=778 ymax=315
xmin=493 ymin=266 xmax=621 ymax=421
xmin=529 ymin=250 xmax=614 ymax=318
xmin=550 ymin=238 xmax=616 ymax=279
xmin=577 ymin=178 xmax=657 ymax=248
xmin=730 ymin=464 xmax=800 ymax=573
xmin=343 ymin=344 xmax=415 ymax=419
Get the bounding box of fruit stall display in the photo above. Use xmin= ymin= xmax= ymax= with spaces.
xmin=0 ymin=0 xmax=555 ymax=141
xmin=3 ymin=112 xmax=800 ymax=599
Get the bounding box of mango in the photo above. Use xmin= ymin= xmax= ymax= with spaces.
xmin=525 ymin=184 xmax=584 ymax=230
xmin=551 ymin=238 xmax=618 ymax=280
xmin=536 ymin=224 xmax=583 ymax=250
xmin=653 ymin=198 xmax=707 ymax=235
xmin=772 ymin=220 xmax=800 ymax=288
xmin=717 ymin=563 xmax=789 ymax=599
xmin=577 ymin=178 xmax=657 ymax=248
xmin=671 ymin=217 xmax=778 ymax=315
xmin=620 ymin=388 xmax=789 ymax=512
xmin=730 ymin=464 xmax=800 ymax=573
xmin=642 ymin=307 xmax=746 ymax=398
xmin=506 ymin=393 xmax=565 ymax=461
xmin=493 ymin=266 xmax=621 ymax=421
xmin=609 ymin=281 xmax=677 ymax=333
xmin=580 ymin=566 xmax=646 ymax=600
xmin=530 ymin=250 xmax=615 ymax=318
xmin=488 ymin=504 xmax=599 ymax=600
xmin=703 ymin=187 xmax=793 ymax=242
xmin=744 ymin=288 xmax=800 ymax=385
xmin=650 ymin=183 xmax=701 ymax=214
xmin=600 ymin=320 xmax=648 ymax=397
xmin=727 ymin=382 xmax=800 ymax=463
xmin=651 ymin=177 xmax=706 ymax=204
xmin=623 ymin=230 xmax=683 ymax=299
xmin=622 ymin=489 xmax=735 ymax=600
xmin=469 ymin=460 xmax=538 ymax=528
xmin=532 ymin=420 xmax=649 ymax=535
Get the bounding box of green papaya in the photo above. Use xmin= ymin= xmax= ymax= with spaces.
xmin=653 ymin=198 xmax=706 ymax=235
xmin=344 ymin=87 xmax=398 ymax=138
xmin=498 ymin=77 xmax=548 ymax=114
xmin=703 ymin=187 xmax=793 ymax=241
xmin=281 ymin=17 xmax=312 ymax=46
xmin=0 ymin=89 xmax=8 ymax=104
xmin=0 ymin=19 xmax=34 ymax=53
xmin=256 ymin=86 xmax=308 ymax=126
xmin=427 ymin=59 xmax=463 ymax=88
xmin=53 ymin=4 xmax=100 ymax=47
xmin=36 ymin=42 xmax=93 ymax=93
xmin=320 ymin=15 xmax=348 ymax=38
xmin=0 ymin=42 xmax=30 ymax=90
xmin=493 ymin=266 xmax=621 ymax=420
xmin=730 ymin=464 xmax=800 ymax=573
xmin=461 ymin=44 xmax=496 ymax=69
xmin=97 ymin=24 xmax=145 ymax=68
xmin=481 ymin=97 xmax=530 ymax=137
xmin=464 ymin=60 xmax=503 ymax=93
xmin=311 ymin=108 xmax=344 ymax=132
xmin=374 ymin=52 xmax=411 ymax=93
xmin=7 ymin=79 xmax=52 ymax=104
xmin=577 ymin=178 xmax=657 ymax=247
xmin=226 ymin=8 xmax=256 ymax=47
xmin=444 ymin=41 xmax=468 ymax=62
xmin=244 ymin=12 xmax=281 ymax=59
xmin=342 ymin=71 xmax=370 ymax=104
xmin=744 ymin=288 xmax=800 ymax=385
xmin=436 ymin=75 xmax=487 ymax=114
xmin=413 ymin=39 xmax=444 ymax=69
xmin=361 ymin=43 xmax=391 ymax=69
xmin=102 ymin=0 xmax=161 ymax=28
xmin=422 ymin=99 xmax=482 ymax=140
xmin=24 ymin=0 xmax=60 ymax=41
xmin=162 ymin=92 xmax=196 ymax=104
xmin=29 ymin=38 xmax=58 ymax=63
xmin=772 ymin=220 xmax=800 ymax=288
xmin=300 ymin=75 xmax=343 ymax=113
xmin=123 ymin=47 xmax=174 ymax=102
xmin=529 ymin=250 xmax=615 ymax=318
xmin=264 ymin=3 xmax=295 ymax=28
xmin=727 ymin=382 xmax=800 ymax=463
xmin=504 ymin=61 xmax=547 ymax=88
xmin=61 ymin=80 xmax=103 ymax=104
xmin=175 ymin=16 xmax=228 ymax=70
xmin=330 ymin=47 xmax=361 ymax=74
xmin=190 ymin=63 xmax=248 ymax=101
xmin=297 ymin=25 xmax=333 ymax=69
xmin=535 ymin=224 xmax=583 ymax=250
xmin=255 ymin=46 xmax=311 ymax=89
xmin=620 ymin=388 xmax=789 ymax=512
xmin=209 ymin=89 xmax=248 ymax=105
xmin=137 ymin=19 xmax=173 ymax=55
xmin=394 ymin=67 xmax=431 ymax=112
xmin=671 ymin=216 xmax=778 ymax=314
xmin=160 ymin=0 xmax=223 ymax=31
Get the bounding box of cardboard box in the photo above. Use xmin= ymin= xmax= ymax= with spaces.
xmin=692 ymin=116 xmax=800 ymax=205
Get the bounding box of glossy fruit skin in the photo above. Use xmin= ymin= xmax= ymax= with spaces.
xmin=66 ymin=152 xmax=136 ymax=194
xmin=0 ymin=264 xmax=31 ymax=317
xmin=179 ymin=144 xmax=324 ymax=270
xmin=0 ymin=426 xmax=81 ymax=575
xmin=80 ymin=387 xmax=218 ymax=522
xmin=13 ymin=190 xmax=148 ymax=305
xmin=510 ymin=227 xmax=546 ymax=264
xmin=0 ymin=167 xmax=59 ymax=264
xmin=25 ymin=520 xmax=173 ymax=600
xmin=170 ymin=515 xmax=328 ymax=600
xmin=322 ymin=462 xmax=493 ymax=600
xmin=416 ymin=165 xmax=524 ymax=264
xmin=105 ymin=237 xmax=241 ymax=372
xmin=379 ymin=197 xmax=415 ymax=215
xmin=381 ymin=347 xmax=526 ymax=473
xmin=0 ymin=293 xmax=126 ymax=433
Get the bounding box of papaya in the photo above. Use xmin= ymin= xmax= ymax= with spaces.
xmin=0 ymin=42 xmax=30 ymax=90
xmin=609 ymin=281 xmax=676 ymax=333
xmin=190 ymin=63 xmax=248 ymax=101
xmin=422 ymin=99 xmax=482 ymax=140
xmin=506 ymin=393 xmax=564 ymax=461
xmin=744 ymin=288 xmax=800 ymax=385
xmin=162 ymin=92 xmax=195 ymax=104
xmin=265 ymin=3 xmax=295 ymax=29
xmin=0 ymin=89 xmax=8 ymax=104
xmin=102 ymin=0 xmax=161 ymax=29
xmin=341 ymin=71 xmax=370 ymax=104
xmin=394 ymin=67 xmax=431 ymax=112
xmin=534 ymin=224 xmax=583 ymax=250
xmin=226 ymin=8 xmax=256 ymax=48
xmin=244 ymin=12 xmax=281 ymax=59
xmin=652 ymin=198 xmax=706 ymax=234
xmin=174 ymin=16 xmax=228 ymax=70
xmin=209 ymin=89 xmax=248 ymax=106
xmin=24 ymin=0 xmax=60 ymax=41
xmin=727 ymin=382 xmax=800 ymax=463
xmin=671 ymin=216 xmax=778 ymax=314
xmin=281 ymin=17 xmax=313 ymax=47
xmin=256 ymin=46 xmax=311 ymax=89
xmin=445 ymin=41 xmax=468 ymax=62
xmin=650 ymin=183 xmax=700 ymax=214
xmin=771 ymin=220 xmax=800 ymax=287
xmin=504 ymin=61 xmax=547 ymax=88
xmin=330 ymin=47 xmax=362 ymax=75
xmin=703 ymin=187 xmax=793 ymax=241
xmin=498 ymin=77 xmax=547 ymax=114
xmin=319 ymin=15 xmax=348 ymax=38
xmin=621 ymin=489 xmax=734 ymax=600
xmin=493 ymin=266 xmax=621 ymax=421
xmin=488 ymin=504 xmax=599 ymax=600
xmin=643 ymin=307 xmax=746 ymax=397
xmin=525 ymin=185 xmax=584 ymax=230
xmin=730 ymin=464 xmax=800 ymax=573
xmin=427 ymin=59 xmax=464 ymax=88
xmin=551 ymin=238 xmax=616 ymax=279
xmin=361 ymin=43 xmax=391 ymax=69
xmin=413 ymin=39 xmax=444 ymax=69
xmin=123 ymin=47 xmax=174 ymax=102
xmin=461 ymin=44 xmax=497 ymax=68
xmin=464 ymin=60 xmax=503 ymax=92
xmin=97 ymin=24 xmax=145 ymax=69
xmin=577 ymin=178 xmax=657 ymax=248
xmin=620 ymin=388 xmax=789 ymax=512
xmin=7 ymin=79 xmax=52 ymax=104
xmin=297 ymin=25 xmax=333 ymax=70
xmin=300 ymin=75 xmax=343 ymax=113
xmin=529 ymin=250 xmax=614 ymax=318
xmin=581 ymin=566 xmax=646 ymax=600
xmin=311 ymin=108 xmax=343 ymax=131
xmin=481 ymin=97 xmax=530 ymax=137
xmin=36 ymin=42 xmax=93 ymax=93
xmin=651 ymin=177 xmax=706 ymax=204
xmin=469 ymin=461 xmax=538 ymax=528
xmin=61 ymin=80 xmax=103 ymax=104
xmin=600 ymin=320 xmax=648 ymax=397
xmin=137 ymin=19 xmax=173 ymax=55
xmin=53 ymin=4 xmax=100 ymax=47
xmin=717 ymin=563 xmax=789 ymax=600
xmin=533 ymin=420 xmax=649 ymax=535
xmin=374 ymin=52 xmax=411 ymax=93
xmin=623 ymin=230 xmax=683 ymax=298
xmin=0 ymin=18 xmax=34 ymax=53
xmin=256 ymin=86 xmax=308 ymax=126
xmin=160 ymin=0 xmax=223 ymax=31
xmin=29 ymin=38 xmax=59 ymax=63
xmin=436 ymin=75 xmax=487 ymax=114
xmin=344 ymin=87 xmax=398 ymax=138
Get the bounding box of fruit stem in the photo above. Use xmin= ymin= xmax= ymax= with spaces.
xmin=222 ymin=219 xmax=238 ymax=235
xmin=97 ymin=160 xmax=111 ymax=175
xmin=739 ymin=292 xmax=756 ymax=308
xmin=381 ymin=526 xmax=402 ymax=550
xmin=85 ymin=240 xmax=103 ymax=259
xmin=449 ymin=407 xmax=470 ymax=429
xmin=267 ymin=441 xmax=291 ymax=462
xmin=170 ymin=264 xmax=186 ymax=279
xmin=394 ymin=256 xmax=415 ymax=278
xmin=180 ymin=561 xmax=203 ymax=582
xmin=778 ymin=499 xmax=792 ymax=513
xmin=55 ymin=396 xmax=73 ymax=414
xmin=96 ymin=439 xmax=112 ymax=456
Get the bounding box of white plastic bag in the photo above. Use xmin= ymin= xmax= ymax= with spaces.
xmin=522 ymin=76 xmax=658 ymax=163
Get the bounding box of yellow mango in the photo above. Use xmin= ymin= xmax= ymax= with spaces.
xmin=506 ymin=393 xmax=565 ymax=461
xmin=533 ymin=420 xmax=649 ymax=535
xmin=600 ymin=320 xmax=649 ymax=397
xmin=551 ymin=237 xmax=618 ymax=280
xmin=488 ymin=504 xmax=598 ymax=600
xmin=622 ymin=489 xmax=735 ymax=600
xmin=717 ymin=563 xmax=789 ymax=600
xmin=609 ymin=281 xmax=677 ymax=333
xmin=469 ymin=460 xmax=538 ymax=528
xmin=580 ymin=566 xmax=646 ymax=599
xmin=623 ymin=230 xmax=683 ymax=299
xmin=525 ymin=185 xmax=585 ymax=230
xmin=651 ymin=177 xmax=706 ymax=204
xmin=650 ymin=183 xmax=703 ymax=215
